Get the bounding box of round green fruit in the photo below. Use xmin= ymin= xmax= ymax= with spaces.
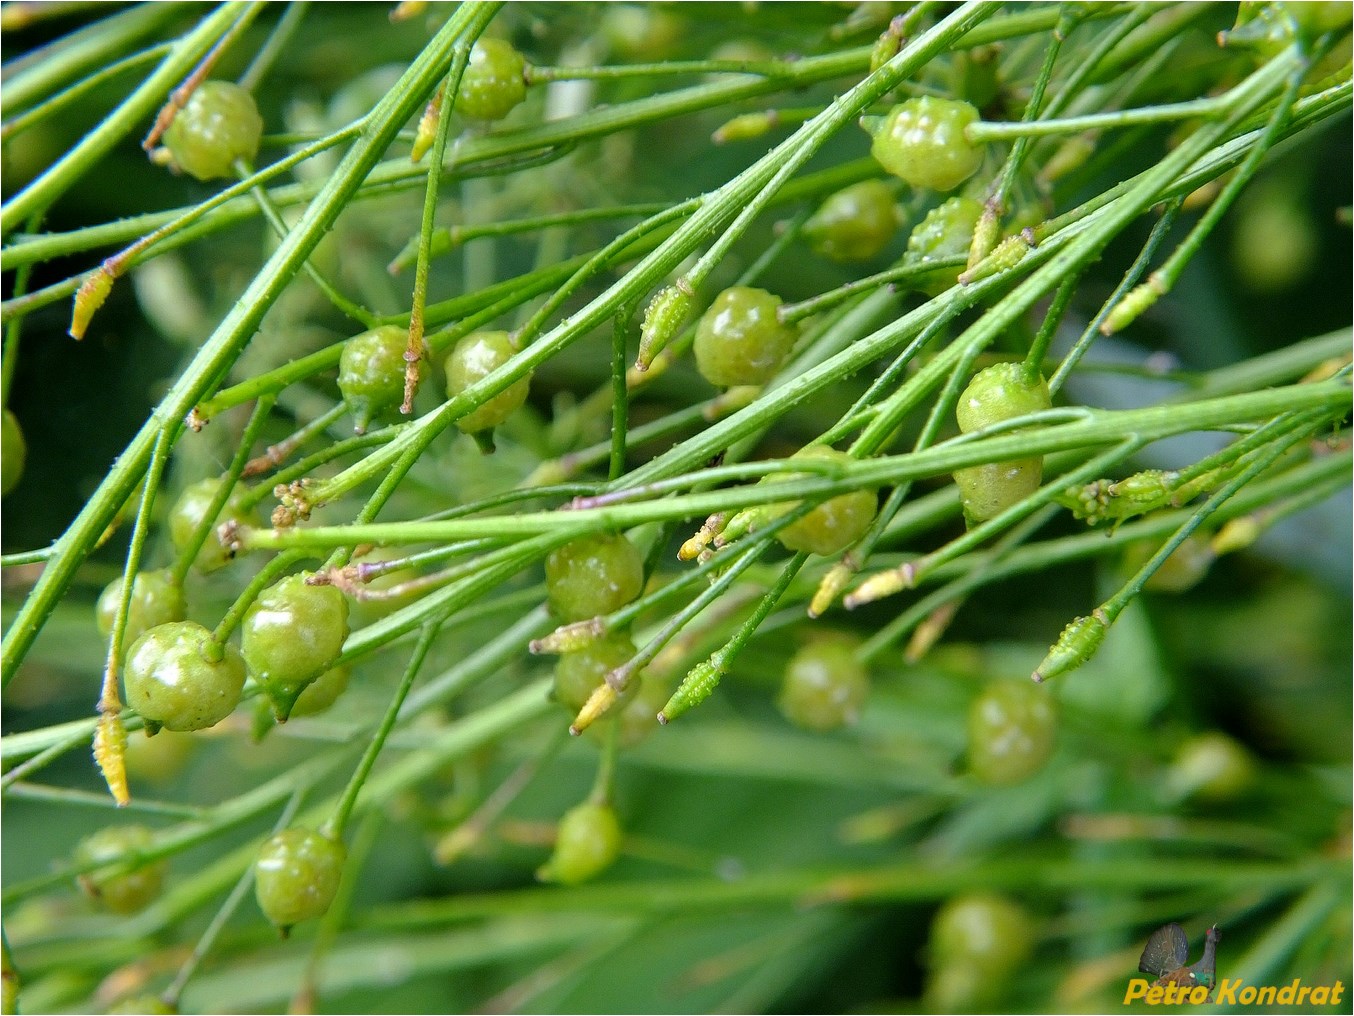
xmin=167 ymin=476 xmax=252 ymax=573
xmin=288 ymin=665 xmax=352 ymax=718
xmin=124 ymin=621 xmax=246 ymax=732
xmin=803 ymin=180 xmax=901 ymax=262
xmin=693 ymin=286 xmax=797 ymax=387
xmin=444 ymin=330 xmax=532 ymax=434
xmin=162 ymin=80 xmax=263 ymax=181
xmin=953 ymin=460 xmax=1044 ymax=524
xmin=254 ymin=827 xmax=346 ymax=931
xmin=1 ymin=408 xmax=25 ymax=496
xmin=1167 ymin=731 xmax=1256 ymax=803
xmin=871 ymin=96 xmax=984 ymax=192
xmin=96 ymin=570 xmax=187 ymax=652
xmin=457 ymin=39 xmax=527 ymax=121
xmin=74 ymin=824 xmax=167 ymax=915
xmin=967 ymin=680 xmax=1057 ymax=785
xmin=902 ymin=195 xmax=983 ymax=295
xmin=955 ymin=362 xmax=1050 ymax=435
xmin=929 ymin=892 xmax=1035 ymax=979
xmin=537 ymin=802 xmax=622 ymax=886
xmin=242 ymin=572 xmax=349 ymax=721
xmin=768 ymin=446 xmax=877 ymax=556
xmin=554 ymin=634 xmax=637 ymax=713
xmin=338 ymin=324 xmax=408 ymax=433
xmin=544 ymin=533 xmax=645 ymax=622
xmin=778 ymin=635 xmax=871 ymax=731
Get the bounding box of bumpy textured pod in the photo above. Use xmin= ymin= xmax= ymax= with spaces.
xmin=902 ymin=196 xmax=984 ymax=295
xmin=339 ymin=325 xmax=409 ymax=433
xmin=162 ymin=81 xmax=263 ymax=181
xmin=123 ymin=621 xmax=246 ymax=732
xmin=693 ymin=287 xmax=797 ymax=387
xmin=444 ymin=330 xmax=532 ymax=434
xmin=870 ymin=96 xmax=984 ymax=192
xmin=1032 ymin=614 xmax=1108 ymax=682
xmin=254 ymin=828 xmax=346 ymax=931
xmin=637 ymin=283 xmax=693 ymax=369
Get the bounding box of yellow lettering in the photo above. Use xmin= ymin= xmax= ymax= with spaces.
xmin=1146 ymin=985 xmax=1164 ymax=1005
xmin=1239 ymin=986 xmax=1257 ymax=1004
xmin=1278 ymin=978 xmax=1300 ymax=1004
xmin=1296 ymin=985 xmax=1312 ymax=1005
xmin=1188 ymin=986 xmax=1208 ymax=1005
xmin=1124 ymin=979 xmax=1150 ymax=1003
xmin=1214 ymin=978 xmax=1239 ymax=1005
xmin=1311 ymin=985 xmax=1330 ymax=1005
xmin=1332 ymin=982 xmax=1345 ymax=1006
xmin=1256 ymin=985 xmax=1277 ymax=1005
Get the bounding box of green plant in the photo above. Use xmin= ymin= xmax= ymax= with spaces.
xmin=253 ymin=827 xmax=347 ymax=932
xmin=73 ymin=824 xmax=167 ymax=916
xmin=966 ymin=678 xmax=1058 ymax=785
xmin=0 ymin=410 xmax=24 ymax=496
xmin=776 ymin=634 xmax=871 ymax=731
xmin=537 ymin=801 xmax=623 ymax=886
xmin=870 ymin=95 xmax=985 ymax=191
xmin=1 ymin=4 xmax=1349 ymax=1013
xmin=160 ymin=79 xmax=263 ymax=181
xmin=94 ymin=570 xmax=186 ymax=649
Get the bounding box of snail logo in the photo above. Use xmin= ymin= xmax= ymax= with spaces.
xmin=1124 ymin=923 xmax=1347 ymax=1007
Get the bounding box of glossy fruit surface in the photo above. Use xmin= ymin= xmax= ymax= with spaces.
xmin=74 ymin=824 xmax=167 ymax=915
xmin=871 ymin=96 xmax=983 ymax=192
xmin=953 ymin=460 xmax=1043 ymax=523
xmin=288 ymin=664 xmax=352 ymax=718
xmin=124 ymin=621 xmax=246 ymax=732
xmin=693 ymin=286 xmax=797 ymax=387
xmin=338 ymin=324 xmax=408 ymax=433
xmin=1 ymin=408 xmax=24 ymax=495
xmin=803 ymin=180 xmax=900 ymax=262
xmin=769 ymin=446 xmax=877 ymax=556
xmin=929 ymin=892 xmax=1035 ymax=976
xmin=537 ymin=802 xmax=622 ymax=885
xmin=457 ymin=39 xmax=527 ymax=120
xmin=242 ymin=572 xmax=350 ymax=721
xmin=967 ymin=680 xmax=1057 ymax=785
xmin=955 ymin=362 xmax=1050 ymax=434
xmin=952 ymin=363 xmax=1051 ymax=524
xmin=96 ymin=570 xmax=187 ymax=651
xmin=168 ymin=477 xmax=251 ymax=573
xmin=554 ymin=634 xmax=637 ymax=712
xmin=254 ymin=828 xmax=346 ymax=930
xmin=777 ymin=635 xmax=870 ymax=731
xmin=544 ymin=533 xmax=645 ymax=622
xmin=902 ymin=195 xmax=984 ymax=295
xmin=162 ymin=81 xmax=263 ymax=181
xmin=444 ymin=330 xmax=532 ymax=433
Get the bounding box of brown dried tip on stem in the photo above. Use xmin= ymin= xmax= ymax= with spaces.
xmin=401 ymin=338 xmax=423 ymax=416
xmin=185 ymin=407 xmax=208 ymax=432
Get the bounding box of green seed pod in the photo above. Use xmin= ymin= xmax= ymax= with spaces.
xmin=1166 ymin=731 xmax=1256 ymax=802
xmin=693 ymin=286 xmax=797 ymax=387
xmin=74 ymin=824 xmax=167 ymax=915
xmin=544 ymin=533 xmax=645 ymax=622
xmin=338 ymin=324 xmax=408 ymax=433
xmin=637 ymin=283 xmax=693 ymax=369
xmin=1032 ymin=613 xmax=1107 ymax=682
xmin=167 ymin=476 xmax=252 ymax=573
xmin=871 ymin=96 xmax=984 ymax=192
xmin=456 ymin=39 xmax=527 ymax=121
xmin=803 ymin=180 xmax=902 ymax=262
xmin=777 ymin=635 xmax=870 ymax=731
xmin=162 ymin=81 xmax=263 ymax=181
xmin=96 ymin=570 xmax=187 ymax=653
xmin=124 ymin=621 xmax=246 ymax=732
xmin=926 ymin=893 xmax=1035 ymax=1010
xmin=254 ymin=828 xmax=346 ymax=932
xmin=967 ymin=680 xmax=1057 ymax=785
xmin=903 ymin=196 xmax=984 ymax=295
xmin=242 ymin=572 xmax=350 ymax=722
xmin=537 ymin=801 xmax=622 ymax=886
xmin=767 ymin=446 xmax=878 ymax=556
xmin=554 ymin=633 xmax=637 ymax=713
xmin=443 ymin=330 xmax=532 ymax=434
xmin=1 ymin=408 xmax=25 ymax=496
xmin=952 ymin=363 xmax=1051 ymax=525
xmin=288 ymin=664 xmax=352 ymax=718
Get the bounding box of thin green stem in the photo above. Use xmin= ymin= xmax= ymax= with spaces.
xmin=236 ymin=1 xmax=308 ymax=92
xmin=1023 ymin=271 xmax=1079 ymax=383
xmin=610 ymin=310 xmax=630 ymax=482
